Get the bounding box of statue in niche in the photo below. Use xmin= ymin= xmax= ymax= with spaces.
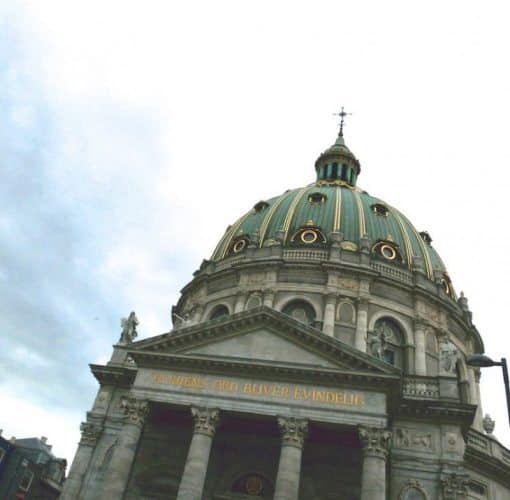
xmin=119 ymin=311 xmax=138 ymax=344
xmin=369 ymin=321 xmax=393 ymax=359
xmin=439 ymin=338 xmax=458 ymax=373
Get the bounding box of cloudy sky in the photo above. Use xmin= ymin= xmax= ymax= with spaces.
xmin=2 ymin=1 xmax=510 ymax=462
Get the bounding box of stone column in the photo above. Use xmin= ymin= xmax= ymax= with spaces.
xmin=322 ymin=294 xmax=337 ymax=337
xmin=263 ymin=289 xmax=275 ymax=308
xmin=177 ymin=407 xmax=220 ymax=500
xmin=274 ymin=417 xmax=308 ymax=500
xmin=60 ymin=422 xmax=102 ymax=500
xmin=358 ymin=426 xmax=392 ymax=500
xmin=102 ymin=397 xmax=149 ymax=499
xmin=234 ymin=291 xmax=247 ymax=313
xmin=355 ymin=298 xmax=369 ymax=351
xmin=414 ymin=321 xmax=427 ymax=376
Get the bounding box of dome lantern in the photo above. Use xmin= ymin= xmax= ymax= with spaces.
xmin=314 ymin=108 xmax=361 ymax=186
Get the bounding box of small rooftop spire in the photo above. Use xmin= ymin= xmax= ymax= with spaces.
xmin=333 ymin=107 xmax=351 ymax=137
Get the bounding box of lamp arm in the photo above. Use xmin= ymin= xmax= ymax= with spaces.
xmin=501 ymin=358 xmax=510 ymax=428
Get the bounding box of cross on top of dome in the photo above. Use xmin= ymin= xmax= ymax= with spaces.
xmin=333 ymin=107 xmax=352 ymax=137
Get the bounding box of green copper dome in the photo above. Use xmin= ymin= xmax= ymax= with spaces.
xmin=210 ymin=132 xmax=452 ymax=293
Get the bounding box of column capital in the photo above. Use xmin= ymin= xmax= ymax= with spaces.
xmin=79 ymin=422 xmax=102 ymax=447
xmin=121 ymin=396 xmax=150 ymax=427
xmin=358 ymin=426 xmax=392 ymax=459
xmin=191 ymin=406 xmax=220 ymax=437
xmin=413 ymin=318 xmax=428 ymax=330
xmin=277 ymin=417 xmax=308 ymax=448
xmin=325 ymin=292 xmax=337 ymax=304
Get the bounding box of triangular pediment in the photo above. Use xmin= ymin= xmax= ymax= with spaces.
xmin=180 ymin=328 xmax=339 ymax=368
xmin=129 ymin=307 xmax=400 ymax=377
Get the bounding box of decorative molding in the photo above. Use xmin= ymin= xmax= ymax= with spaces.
xmin=191 ymin=406 xmax=220 ymax=437
xmin=277 ymin=417 xmax=308 ymax=448
xmin=90 ymin=364 xmax=136 ymax=387
xmin=121 ymin=396 xmax=150 ymax=426
xmin=398 ymin=479 xmax=428 ymax=500
xmin=440 ymin=473 xmax=468 ymax=500
xmin=79 ymin=422 xmax=102 ymax=447
xmin=358 ymin=426 xmax=392 ymax=458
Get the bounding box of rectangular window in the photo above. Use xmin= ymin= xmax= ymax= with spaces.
xmin=0 ymin=448 xmax=5 ymax=464
xmin=19 ymin=470 xmax=34 ymax=492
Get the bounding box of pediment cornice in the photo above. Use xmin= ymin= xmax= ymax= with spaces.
xmin=129 ymin=306 xmax=401 ymax=377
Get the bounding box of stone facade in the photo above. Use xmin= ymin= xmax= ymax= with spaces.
xmin=61 ymin=131 xmax=510 ymax=499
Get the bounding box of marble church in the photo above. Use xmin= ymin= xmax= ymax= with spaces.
xmin=61 ymin=119 xmax=510 ymax=499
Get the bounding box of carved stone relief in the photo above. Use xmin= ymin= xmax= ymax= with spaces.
xmin=444 ymin=432 xmax=458 ymax=453
xmin=395 ymin=428 xmax=433 ymax=451
xmin=441 ymin=473 xmax=468 ymax=499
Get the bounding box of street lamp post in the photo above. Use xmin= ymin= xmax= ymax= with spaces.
xmin=466 ymin=355 xmax=510 ymax=428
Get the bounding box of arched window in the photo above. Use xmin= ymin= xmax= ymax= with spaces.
xmin=400 ymin=486 xmax=426 ymax=500
xmin=369 ymin=318 xmax=404 ymax=368
xmin=209 ymin=305 xmax=230 ymax=320
xmin=246 ymin=294 xmax=262 ymax=310
xmin=337 ymin=301 xmax=355 ymax=324
xmin=282 ymin=300 xmax=316 ymax=325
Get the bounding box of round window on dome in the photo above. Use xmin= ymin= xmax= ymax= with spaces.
xmin=441 ymin=273 xmax=454 ymax=298
xmin=290 ymin=226 xmax=327 ymax=246
xmin=372 ymin=241 xmax=402 ymax=263
xmin=300 ymin=229 xmax=318 ymax=244
xmin=228 ymin=236 xmax=250 ymax=255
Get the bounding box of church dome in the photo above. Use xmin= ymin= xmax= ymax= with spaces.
xmin=210 ymin=131 xmax=452 ymax=296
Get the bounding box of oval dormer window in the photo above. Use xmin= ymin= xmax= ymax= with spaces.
xmin=308 ymin=192 xmax=327 ymax=204
xmin=372 ymin=241 xmax=402 ymax=262
xmin=228 ymin=236 xmax=249 ymax=255
xmin=371 ymin=203 xmax=389 ymax=216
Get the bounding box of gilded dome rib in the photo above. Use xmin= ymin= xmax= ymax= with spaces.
xmin=282 ymin=186 xmax=311 ymax=243
xmin=391 ymin=211 xmax=414 ymax=270
xmin=333 ymin=187 xmax=342 ymax=232
xmin=352 ymin=191 xmax=367 ymax=237
xmin=258 ymin=189 xmax=294 ymax=247
xmin=393 ymin=208 xmax=434 ymax=278
xmin=217 ymin=210 xmax=254 ymax=259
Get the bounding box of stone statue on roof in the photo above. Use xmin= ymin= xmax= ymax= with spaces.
xmin=119 ymin=311 xmax=138 ymax=344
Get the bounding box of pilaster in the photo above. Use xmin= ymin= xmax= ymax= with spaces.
xmin=101 ymin=396 xmax=149 ymax=500
xmin=60 ymin=422 xmax=103 ymax=500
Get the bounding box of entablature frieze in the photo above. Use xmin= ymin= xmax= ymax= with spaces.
xmin=129 ymin=350 xmax=400 ymax=392
xmin=397 ymin=401 xmax=476 ymax=434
